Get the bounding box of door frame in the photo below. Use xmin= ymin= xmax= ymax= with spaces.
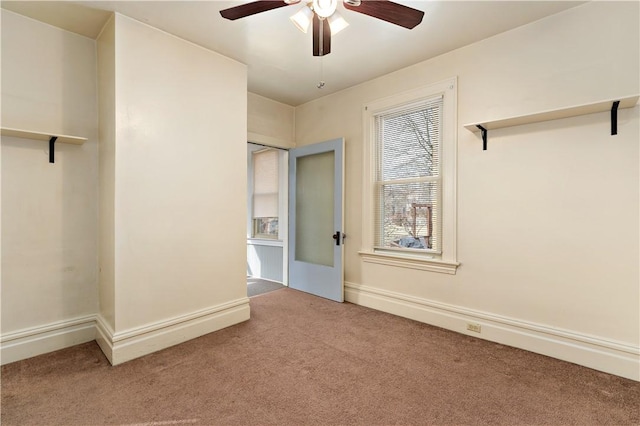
xmin=246 ymin=142 xmax=289 ymax=286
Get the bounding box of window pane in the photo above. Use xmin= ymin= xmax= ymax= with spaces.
xmin=254 ymin=217 xmax=278 ymax=238
xmin=378 ymin=100 xmax=441 ymax=181
xmin=375 ymin=181 xmax=440 ymax=251
xmin=374 ymin=96 xmax=443 ymax=253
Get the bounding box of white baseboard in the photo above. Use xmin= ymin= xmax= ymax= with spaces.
xmin=345 ymin=282 xmax=640 ymax=381
xmin=0 ymin=316 xmax=97 ymax=365
xmin=2 ymin=298 xmax=251 ymax=367
xmin=96 ymin=297 xmax=251 ymax=365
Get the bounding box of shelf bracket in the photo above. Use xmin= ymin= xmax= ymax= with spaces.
xmin=49 ymin=136 xmax=57 ymax=163
xmin=477 ymin=125 xmax=488 ymax=150
xmin=611 ymin=100 xmax=620 ymax=135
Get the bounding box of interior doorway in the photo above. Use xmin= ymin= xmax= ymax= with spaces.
xmin=246 ymin=143 xmax=288 ymax=296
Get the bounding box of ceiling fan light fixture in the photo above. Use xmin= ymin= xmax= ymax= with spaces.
xmin=312 ymin=0 xmax=338 ymax=18
xmin=290 ymin=5 xmax=314 ymax=33
xmin=328 ymin=12 xmax=349 ymax=35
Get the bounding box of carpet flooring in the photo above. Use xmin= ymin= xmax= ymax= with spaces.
xmin=1 ymin=288 xmax=639 ymax=425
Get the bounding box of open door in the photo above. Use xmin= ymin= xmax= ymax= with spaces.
xmin=288 ymin=138 xmax=344 ymax=302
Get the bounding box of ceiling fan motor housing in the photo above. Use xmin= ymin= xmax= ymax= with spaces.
xmin=313 ymin=0 xmax=338 ymax=18
xmin=344 ymin=0 xmax=362 ymax=6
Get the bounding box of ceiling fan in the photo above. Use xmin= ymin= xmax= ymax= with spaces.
xmin=219 ymin=0 xmax=425 ymax=57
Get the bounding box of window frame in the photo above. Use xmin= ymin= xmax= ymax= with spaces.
xmin=360 ymin=77 xmax=459 ymax=274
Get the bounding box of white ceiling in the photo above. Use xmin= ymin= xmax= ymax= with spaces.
xmin=1 ymin=1 xmax=585 ymax=106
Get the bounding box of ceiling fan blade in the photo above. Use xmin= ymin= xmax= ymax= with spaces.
xmin=220 ymin=1 xmax=293 ymax=20
xmin=312 ymin=14 xmax=332 ymax=56
xmin=344 ymin=0 xmax=424 ymax=29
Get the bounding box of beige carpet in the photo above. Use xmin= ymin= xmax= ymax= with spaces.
xmin=2 ymin=288 xmax=639 ymax=425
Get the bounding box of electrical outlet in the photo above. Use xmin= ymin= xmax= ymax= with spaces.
xmin=467 ymin=323 xmax=482 ymax=333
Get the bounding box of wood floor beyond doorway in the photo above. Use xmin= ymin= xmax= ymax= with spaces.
xmin=247 ymin=276 xmax=285 ymax=297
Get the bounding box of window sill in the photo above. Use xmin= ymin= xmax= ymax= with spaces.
xmin=359 ymin=250 xmax=459 ymax=275
xmin=247 ymin=238 xmax=283 ymax=247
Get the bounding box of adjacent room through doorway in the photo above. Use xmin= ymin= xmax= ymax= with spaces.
xmin=246 ymin=143 xmax=289 ymax=296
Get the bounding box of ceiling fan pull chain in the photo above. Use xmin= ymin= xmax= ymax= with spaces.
xmin=317 ymin=56 xmax=325 ymax=89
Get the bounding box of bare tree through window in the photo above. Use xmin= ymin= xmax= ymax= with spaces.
xmin=375 ymin=98 xmax=442 ymax=251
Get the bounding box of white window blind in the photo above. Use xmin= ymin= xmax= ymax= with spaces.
xmin=253 ymin=149 xmax=279 ymax=218
xmin=373 ymin=95 xmax=443 ymax=253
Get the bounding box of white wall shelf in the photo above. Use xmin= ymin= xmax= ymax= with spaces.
xmin=1 ymin=127 xmax=87 ymax=163
xmin=464 ymin=95 xmax=639 ymax=150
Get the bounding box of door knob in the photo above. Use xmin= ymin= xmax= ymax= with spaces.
xmin=332 ymin=231 xmax=341 ymax=246
xmin=332 ymin=232 xmax=346 ymax=246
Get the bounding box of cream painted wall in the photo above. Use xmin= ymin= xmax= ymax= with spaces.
xmin=112 ymin=15 xmax=248 ymax=332
xmin=1 ymin=9 xmax=249 ymax=365
xmin=1 ymin=11 xmax=98 ymax=332
xmin=248 ymin=92 xmax=295 ymax=149
xmin=97 ymin=16 xmax=116 ymax=330
xmin=295 ymin=1 xmax=639 ymax=374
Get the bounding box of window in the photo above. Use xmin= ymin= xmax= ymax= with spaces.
xmin=253 ymin=217 xmax=278 ymax=238
xmin=361 ymin=78 xmax=458 ymax=274
xmin=375 ymin=96 xmax=442 ymax=253
xmin=252 ymin=148 xmax=279 ymax=239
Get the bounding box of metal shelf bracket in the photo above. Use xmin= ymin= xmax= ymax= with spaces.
xmin=611 ymin=100 xmax=620 ymax=135
xmin=49 ymin=136 xmax=58 ymax=163
xmin=477 ymin=125 xmax=487 ymax=150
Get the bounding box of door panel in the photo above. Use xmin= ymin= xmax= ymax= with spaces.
xmin=289 ymin=138 xmax=344 ymax=302
xmin=295 ymin=151 xmax=335 ymax=267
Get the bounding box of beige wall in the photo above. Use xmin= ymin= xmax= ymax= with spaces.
xmin=2 ymin=10 xmax=250 ymax=364
xmin=295 ymin=2 xmax=639 ymax=378
xmin=1 ymin=11 xmax=99 ymax=333
xmin=111 ymin=14 xmax=248 ymax=332
xmin=97 ymin=15 xmax=116 ymax=331
xmin=248 ymin=92 xmax=295 ymax=149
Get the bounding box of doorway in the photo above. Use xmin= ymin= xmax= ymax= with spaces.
xmin=246 ymin=143 xmax=288 ymax=296
xmin=246 ymin=139 xmax=345 ymax=301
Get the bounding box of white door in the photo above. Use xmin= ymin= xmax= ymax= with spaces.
xmin=288 ymin=138 xmax=344 ymax=302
